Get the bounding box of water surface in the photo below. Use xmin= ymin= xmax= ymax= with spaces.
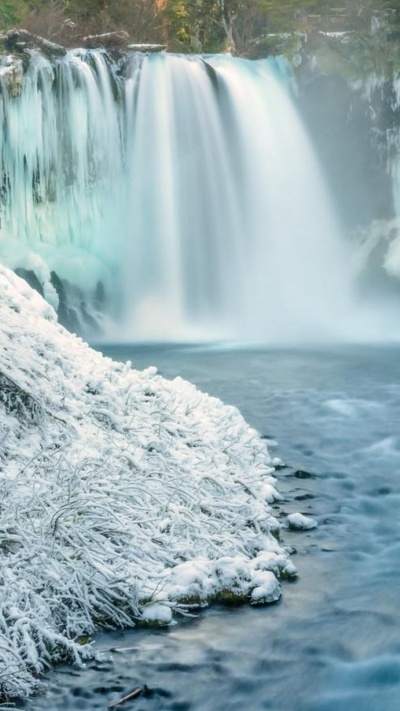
xmin=28 ymin=345 xmax=400 ymax=711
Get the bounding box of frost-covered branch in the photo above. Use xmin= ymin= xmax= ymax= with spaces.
xmin=0 ymin=265 xmax=295 ymax=699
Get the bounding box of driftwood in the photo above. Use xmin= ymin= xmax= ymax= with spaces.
xmin=1 ymin=28 xmax=166 ymax=57
xmin=108 ymin=687 xmax=146 ymax=708
xmin=127 ymin=44 xmax=166 ymax=52
xmin=83 ymin=30 xmax=130 ymax=48
xmin=83 ymin=32 xmax=166 ymax=52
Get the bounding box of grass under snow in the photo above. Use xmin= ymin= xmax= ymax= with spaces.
xmin=0 ymin=265 xmax=295 ymax=699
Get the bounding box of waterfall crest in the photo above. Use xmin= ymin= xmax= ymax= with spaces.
xmin=0 ymin=50 xmax=372 ymax=342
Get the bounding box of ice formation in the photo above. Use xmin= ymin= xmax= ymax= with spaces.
xmin=0 ymin=265 xmax=294 ymax=698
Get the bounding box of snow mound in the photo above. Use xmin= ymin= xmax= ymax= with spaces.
xmin=0 ymin=265 xmax=293 ymax=699
xmin=287 ymin=513 xmax=318 ymax=531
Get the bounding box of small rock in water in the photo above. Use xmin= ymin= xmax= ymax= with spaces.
xmin=272 ymin=456 xmax=285 ymax=468
xmin=293 ymin=469 xmax=315 ymax=479
xmin=287 ymin=513 xmax=318 ymax=531
xmin=250 ymin=571 xmax=281 ymax=604
xmin=140 ymin=604 xmax=173 ymax=625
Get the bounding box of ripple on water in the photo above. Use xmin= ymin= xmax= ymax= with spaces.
xmin=325 ymin=398 xmax=383 ymax=418
xmin=304 ymin=655 xmax=400 ymax=711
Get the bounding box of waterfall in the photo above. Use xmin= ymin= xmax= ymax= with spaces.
xmin=0 ymin=50 xmax=375 ymax=342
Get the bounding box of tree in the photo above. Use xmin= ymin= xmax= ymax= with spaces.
xmin=0 ymin=0 xmax=28 ymax=29
xmin=162 ymin=0 xmax=268 ymax=54
xmin=162 ymin=0 xmax=223 ymax=52
xmin=3 ymin=0 xmax=400 ymax=56
xmin=20 ymin=0 xmax=163 ymax=43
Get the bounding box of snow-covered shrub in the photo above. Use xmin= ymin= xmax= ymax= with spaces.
xmin=0 ymin=264 xmax=293 ymax=699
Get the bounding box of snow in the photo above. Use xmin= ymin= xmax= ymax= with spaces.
xmin=287 ymin=513 xmax=318 ymax=531
xmin=0 ymin=264 xmax=295 ymax=699
xmin=319 ymin=32 xmax=351 ymax=41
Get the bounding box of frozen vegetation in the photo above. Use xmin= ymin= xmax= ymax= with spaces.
xmin=0 ymin=265 xmax=295 ymax=699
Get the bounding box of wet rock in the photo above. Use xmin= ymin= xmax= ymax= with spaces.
xmin=15 ymin=268 xmax=44 ymax=298
xmin=272 ymin=456 xmax=285 ymax=468
xmin=294 ymin=469 xmax=315 ymax=479
xmin=50 ymin=271 xmax=82 ymax=335
xmin=95 ymin=280 xmax=106 ymax=308
xmin=49 ymin=271 xmax=104 ymax=336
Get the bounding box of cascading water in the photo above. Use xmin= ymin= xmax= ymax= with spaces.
xmin=0 ymin=49 xmax=381 ymax=342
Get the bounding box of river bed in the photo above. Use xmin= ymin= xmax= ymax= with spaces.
xmin=26 ymin=345 xmax=400 ymax=711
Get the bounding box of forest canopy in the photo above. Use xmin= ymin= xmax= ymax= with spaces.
xmin=1 ymin=1 xmax=400 ymax=55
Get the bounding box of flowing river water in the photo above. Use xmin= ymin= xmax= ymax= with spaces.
xmin=23 ymin=344 xmax=400 ymax=711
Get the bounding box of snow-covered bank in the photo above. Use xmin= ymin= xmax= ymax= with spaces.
xmin=0 ymin=265 xmax=294 ymax=699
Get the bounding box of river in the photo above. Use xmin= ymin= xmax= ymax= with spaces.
xmin=26 ymin=344 xmax=400 ymax=711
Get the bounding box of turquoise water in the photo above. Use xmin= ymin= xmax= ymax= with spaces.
xmin=27 ymin=345 xmax=400 ymax=711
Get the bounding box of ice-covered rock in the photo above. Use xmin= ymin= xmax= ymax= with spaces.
xmin=0 ymin=54 xmax=23 ymax=97
xmin=287 ymin=513 xmax=318 ymax=531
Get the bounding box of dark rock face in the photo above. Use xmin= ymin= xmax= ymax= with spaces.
xmin=94 ymin=280 xmax=106 ymax=308
xmin=50 ymin=271 xmax=81 ymax=335
xmin=50 ymin=271 xmax=104 ymax=336
xmin=296 ymin=72 xmax=394 ymax=230
xmin=290 ymin=31 xmax=400 ymax=232
xmin=15 ymin=268 xmax=44 ymax=298
xmin=11 ymin=268 xmax=107 ymax=337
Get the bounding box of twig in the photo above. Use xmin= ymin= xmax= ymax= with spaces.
xmin=108 ymin=686 xmax=145 ymax=708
